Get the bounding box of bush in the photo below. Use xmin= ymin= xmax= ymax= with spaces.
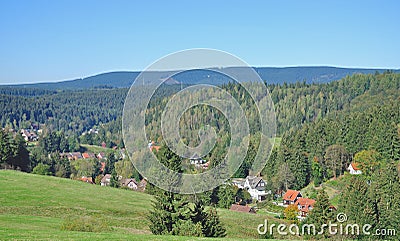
xmin=60 ymin=216 xmax=111 ymax=232
xmin=172 ymin=220 xmax=203 ymax=237
xmin=32 ymin=163 xmax=52 ymax=176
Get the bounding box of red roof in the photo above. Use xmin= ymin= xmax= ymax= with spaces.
xmin=295 ymin=198 xmax=316 ymax=214
xmin=150 ymin=145 xmax=161 ymax=152
xmin=295 ymin=198 xmax=316 ymax=207
xmin=350 ymin=163 xmax=361 ymax=171
xmin=230 ymin=204 xmax=255 ymax=213
xmin=82 ymin=153 xmax=90 ymax=159
xmin=80 ymin=176 xmax=94 ymax=184
xmin=329 ymin=205 xmax=337 ymax=211
xmin=100 ymin=162 xmax=106 ymax=172
xmin=283 ymin=190 xmax=301 ymax=201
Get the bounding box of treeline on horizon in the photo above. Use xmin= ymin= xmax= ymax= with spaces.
xmin=1 ymin=71 xmax=399 ymax=136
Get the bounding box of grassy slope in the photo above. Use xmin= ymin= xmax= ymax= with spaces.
xmin=79 ymin=144 xmax=115 ymax=154
xmin=0 ymin=170 xmax=289 ymax=240
xmin=300 ymin=173 xmax=353 ymax=207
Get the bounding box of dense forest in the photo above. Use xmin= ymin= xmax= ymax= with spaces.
xmin=1 ymin=72 xmax=399 ymax=178
xmin=2 ymin=72 xmax=399 ymax=136
xmin=1 ymin=72 xmax=399 ymax=239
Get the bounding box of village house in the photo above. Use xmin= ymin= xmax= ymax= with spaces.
xmin=232 ymin=176 xmax=269 ymax=201
xmin=88 ymin=128 xmax=99 ymax=134
xmin=80 ymin=176 xmax=94 ymax=184
xmin=348 ymin=162 xmax=362 ymax=175
xmin=137 ymin=179 xmax=147 ymax=192
xmin=82 ymin=152 xmax=95 ymax=159
xmin=188 ymin=153 xmax=210 ymax=169
xmin=282 ymin=189 xmax=302 ymax=205
xmin=97 ymin=152 xmax=106 ymax=160
xmin=101 ymin=174 xmax=111 ymax=186
xmin=70 ymin=152 xmax=83 ymax=160
xmin=148 ymin=141 xmax=161 ymax=152
xmin=189 ymin=153 xmax=206 ymax=165
xmin=121 ymin=178 xmax=138 ymax=190
xmin=295 ymin=197 xmax=316 ymax=217
xmin=20 ymin=129 xmax=38 ymax=142
xmin=229 ymin=204 xmax=256 ymax=214
xmin=99 ymin=162 xmax=106 ymax=172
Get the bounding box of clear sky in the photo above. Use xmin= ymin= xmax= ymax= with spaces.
xmin=0 ymin=0 xmax=399 ymax=84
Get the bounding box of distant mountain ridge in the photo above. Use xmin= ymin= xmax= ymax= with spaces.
xmin=4 ymin=66 xmax=399 ymax=90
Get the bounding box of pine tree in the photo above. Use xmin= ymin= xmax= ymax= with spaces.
xmin=155 ymin=143 xmax=182 ymax=173
xmin=217 ymin=184 xmax=235 ymax=209
xmin=0 ymin=129 xmax=11 ymax=165
xmin=311 ymin=157 xmax=323 ymax=186
xmin=307 ymin=189 xmax=334 ymax=238
xmin=372 ymin=163 xmax=400 ymax=240
xmin=0 ymin=129 xmax=30 ymax=171
xmin=202 ymin=207 xmax=226 ymax=237
xmin=105 ymin=152 xmax=117 ymax=175
xmin=109 ymin=169 xmax=119 ymax=188
xmin=9 ymin=133 xmax=30 ymax=171
xmin=338 ymin=175 xmax=375 ymax=236
xmin=388 ymin=123 xmax=400 ymax=162
xmin=148 ymin=191 xmax=175 ymax=235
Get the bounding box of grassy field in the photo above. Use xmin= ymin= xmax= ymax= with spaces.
xmin=0 ymin=170 xmax=291 ymax=240
xmin=300 ymin=174 xmax=352 ymax=207
xmin=80 ymin=144 xmax=115 ymax=154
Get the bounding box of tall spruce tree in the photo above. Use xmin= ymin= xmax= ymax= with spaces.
xmin=306 ymin=189 xmax=335 ymax=238
xmin=371 ymin=163 xmax=400 ymax=240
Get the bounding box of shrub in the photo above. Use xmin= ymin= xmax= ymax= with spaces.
xmin=172 ymin=220 xmax=203 ymax=237
xmin=32 ymin=163 xmax=52 ymax=176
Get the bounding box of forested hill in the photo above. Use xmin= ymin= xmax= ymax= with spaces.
xmin=4 ymin=67 xmax=399 ymax=90
xmin=1 ymin=72 xmax=399 ymax=137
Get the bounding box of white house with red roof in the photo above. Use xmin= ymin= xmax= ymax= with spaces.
xmin=282 ymin=189 xmax=302 ymax=205
xmin=295 ymin=197 xmax=316 ymax=217
xmin=348 ymin=162 xmax=362 ymax=175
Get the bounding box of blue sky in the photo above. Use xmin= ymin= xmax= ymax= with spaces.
xmin=0 ymin=0 xmax=399 ymax=84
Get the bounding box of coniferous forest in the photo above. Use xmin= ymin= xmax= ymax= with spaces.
xmin=1 ymin=72 xmax=399 ymax=240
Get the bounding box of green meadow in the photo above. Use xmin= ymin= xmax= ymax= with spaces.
xmin=0 ymin=170 xmax=289 ymax=240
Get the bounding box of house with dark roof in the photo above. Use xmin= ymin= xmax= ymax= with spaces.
xmin=229 ymin=204 xmax=256 ymax=213
xmin=232 ymin=176 xmax=269 ymax=201
xmin=348 ymin=162 xmax=362 ymax=175
xmin=282 ymin=190 xmax=302 ymax=205
xmin=121 ymin=178 xmax=138 ymax=190
xmin=20 ymin=129 xmax=38 ymax=142
xmin=71 ymin=152 xmax=83 ymax=160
